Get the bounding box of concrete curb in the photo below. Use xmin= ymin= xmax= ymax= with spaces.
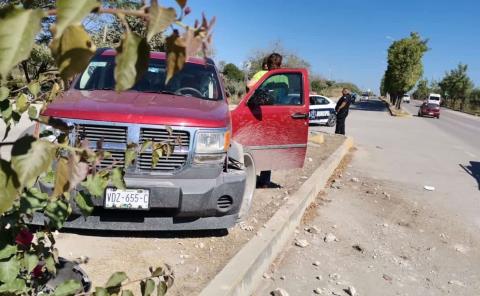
xmin=199 ymin=136 xmax=354 ymax=296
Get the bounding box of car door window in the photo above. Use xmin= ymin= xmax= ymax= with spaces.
xmin=259 ymin=73 xmax=303 ymax=105
xmin=318 ymin=97 xmax=329 ymax=105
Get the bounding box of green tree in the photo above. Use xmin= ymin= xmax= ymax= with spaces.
xmin=0 ymin=0 xmax=213 ymax=294
xmin=222 ymin=63 xmax=244 ymax=82
xmin=382 ymin=32 xmax=428 ymax=109
xmin=310 ymin=78 xmax=328 ymax=94
xmin=412 ymin=78 xmax=430 ymax=100
xmin=439 ymin=63 xmax=474 ymax=110
xmin=245 ymin=42 xmax=311 ymax=77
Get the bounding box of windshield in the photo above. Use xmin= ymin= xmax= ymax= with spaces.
xmin=74 ymin=56 xmax=223 ymax=100
xmin=429 ymin=96 xmax=440 ymax=101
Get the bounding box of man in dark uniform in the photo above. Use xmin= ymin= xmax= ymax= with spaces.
xmin=335 ymin=88 xmax=353 ymax=135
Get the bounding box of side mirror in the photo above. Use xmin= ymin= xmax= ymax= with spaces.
xmin=247 ymin=89 xmax=273 ymax=107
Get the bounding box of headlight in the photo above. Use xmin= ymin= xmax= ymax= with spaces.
xmin=195 ymin=130 xmax=230 ymax=154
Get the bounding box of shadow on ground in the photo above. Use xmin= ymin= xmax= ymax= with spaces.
xmin=460 ymin=161 xmax=480 ymax=190
xmin=351 ymin=99 xmax=387 ymax=112
xmin=59 ymin=227 xmax=229 ymax=239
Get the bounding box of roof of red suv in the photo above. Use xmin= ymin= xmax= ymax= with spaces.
xmin=99 ymin=48 xmax=214 ymax=66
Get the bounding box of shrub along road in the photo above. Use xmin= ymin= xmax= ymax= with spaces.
xmin=256 ymin=98 xmax=480 ymax=295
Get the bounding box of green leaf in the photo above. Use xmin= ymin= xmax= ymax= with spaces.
xmin=48 ymin=82 xmax=61 ymax=103
xmin=0 ymin=256 xmax=20 ymax=283
xmin=94 ymin=287 xmax=108 ymax=296
xmin=0 ymin=6 xmax=44 ymax=80
xmin=105 ymin=271 xmax=128 ymax=288
xmin=124 ymin=144 xmax=137 ymax=169
xmin=0 ymin=86 xmax=9 ymax=101
xmin=157 ymin=281 xmax=167 ymax=296
xmin=150 ymin=267 xmax=164 ymax=277
xmin=147 ymin=1 xmax=176 ymax=42
xmin=114 ymin=32 xmax=150 ymax=91
xmin=27 ymin=81 xmax=40 ymax=99
xmin=20 ymin=187 xmax=48 ymax=215
xmin=0 ymin=99 xmax=12 ymax=122
xmin=45 ymin=255 xmax=56 ymax=274
xmin=0 ymin=245 xmax=16 ymax=260
xmin=140 ymin=140 xmax=153 ymax=154
xmin=15 ymin=93 xmax=29 ymax=113
xmin=0 ymin=159 xmax=19 ymax=214
xmin=81 ymin=173 xmax=108 ymax=198
xmin=141 ymin=279 xmax=155 ymax=296
xmin=110 ymin=167 xmax=125 ymax=190
xmin=52 ymin=157 xmax=69 ymax=198
xmin=51 ymin=25 xmax=96 ymax=82
xmin=55 ymin=0 xmax=100 ymax=39
xmin=122 ymin=290 xmax=134 ymax=296
xmin=28 ymin=105 xmax=38 ymax=120
xmin=152 ymin=147 xmax=163 ymax=168
xmin=53 ymin=279 xmax=82 ymax=296
xmin=23 ymin=253 xmax=39 ymax=273
xmin=11 ymin=110 xmax=21 ymax=123
xmin=45 ymin=199 xmax=71 ymax=229
xmin=0 ymin=278 xmax=27 ymax=294
xmin=74 ymin=191 xmax=94 ymax=216
xmin=165 ymin=31 xmax=186 ymax=83
xmin=11 ymin=136 xmax=56 ymax=188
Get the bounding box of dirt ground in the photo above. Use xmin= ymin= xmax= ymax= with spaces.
xmin=255 ymin=153 xmax=480 ymax=296
xmin=55 ymin=133 xmax=345 ymax=295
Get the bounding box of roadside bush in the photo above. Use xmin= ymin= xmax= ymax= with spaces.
xmin=0 ymin=0 xmax=214 ymax=294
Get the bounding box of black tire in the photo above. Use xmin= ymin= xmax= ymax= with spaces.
xmin=326 ymin=114 xmax=337 ymax=127
xmin=436 ymin=115 xmax=440 ymax=119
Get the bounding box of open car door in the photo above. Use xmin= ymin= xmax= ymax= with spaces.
xmin=231 ymin=68 xmax=310 ymax=171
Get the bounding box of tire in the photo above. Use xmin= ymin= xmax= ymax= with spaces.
xmin=237 ymin=153 xmax=256 ymax=221
xmin=436 ymin=115 xmax=440 ymax=119
xmin=326 ymin=114 xmax=337 ymax=127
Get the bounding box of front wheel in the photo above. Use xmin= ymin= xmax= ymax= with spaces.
xmin=326 ymin=114 xmax=337 ymax=127
xmin=237 ymin=153 xmax=256 ymax=221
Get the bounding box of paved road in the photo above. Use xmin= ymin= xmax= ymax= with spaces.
xmin=402 ymin=100 xmax=480 ymax=153
xmin=255 ymin=98 xmax=480 ymax=295
xmin=312 ymin=98 xmax=480 ymax=230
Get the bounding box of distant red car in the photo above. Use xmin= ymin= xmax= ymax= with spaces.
xmin=418 ymin=102 xmax=440 ymax=118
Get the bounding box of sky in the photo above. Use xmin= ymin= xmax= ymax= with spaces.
xmin=168 ymin=0 xmax=480 ymax=93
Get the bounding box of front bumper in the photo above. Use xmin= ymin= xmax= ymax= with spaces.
xmin=35 ymin=166 xmax=247 ymax=230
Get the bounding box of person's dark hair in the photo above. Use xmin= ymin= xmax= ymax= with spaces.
xmin=267 ymin=53 xmax=283 ymax=70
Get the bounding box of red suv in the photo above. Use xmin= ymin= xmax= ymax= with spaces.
xmin=418 ymin=102 xmax=440 ymax=118
xmin=34 ymin=49 xmax=310 ymax=230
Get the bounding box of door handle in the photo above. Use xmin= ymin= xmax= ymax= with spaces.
xmin=291 ymin=112 xmax=309 ymax=119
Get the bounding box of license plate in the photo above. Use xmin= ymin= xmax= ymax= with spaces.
xmin=317 ymin=111 xmax=330 ymax=117
xmin=429 ymin=112 xmax=434 ymax=115
xmin=104 ymin=188 xmax=150 ymax=210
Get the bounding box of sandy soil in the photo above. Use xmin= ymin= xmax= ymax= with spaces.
xmin=55 ymin=133 xmax=346 ymax=295
xmin=255 ymin=153 xmax=480 ymax=296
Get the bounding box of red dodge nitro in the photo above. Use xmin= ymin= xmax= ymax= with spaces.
xmin=35 ymin=49 xmax=310 ymax=230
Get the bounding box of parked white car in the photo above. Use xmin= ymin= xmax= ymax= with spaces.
xmin=309 ymin=95 xmax=336 ymax=126
xmin=402 ymin=94 xmax=411 ymax=103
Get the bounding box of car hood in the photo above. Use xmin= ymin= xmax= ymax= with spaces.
xmin=43 ymin=90 xmax=229 ymax=128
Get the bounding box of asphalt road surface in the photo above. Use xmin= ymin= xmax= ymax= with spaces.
xmin=402 ymin=100 xmax=480 ymax=153
xmin=255 ymin=98 xmax=480 ymax=295
xmin=314 ymin=98 xmax=480 ymax=230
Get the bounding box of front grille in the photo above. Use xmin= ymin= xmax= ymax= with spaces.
xmin=99 ymin=150 xmax=125 ymax=169
xmin=139 ymin=128 xmax=190 ymax=173
xmin=138 ymin=152 xmax=188 ymax=172
xmin=140 ymin=128 xmax=189 ymax=146
xmin=72 ymin=122 xmax=190 ymax=173
xmin=76 ymin=124 xmax=127 ymax=144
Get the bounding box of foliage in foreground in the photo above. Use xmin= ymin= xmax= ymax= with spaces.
xmin=0 ymin=0 xmax=214 ymax=294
